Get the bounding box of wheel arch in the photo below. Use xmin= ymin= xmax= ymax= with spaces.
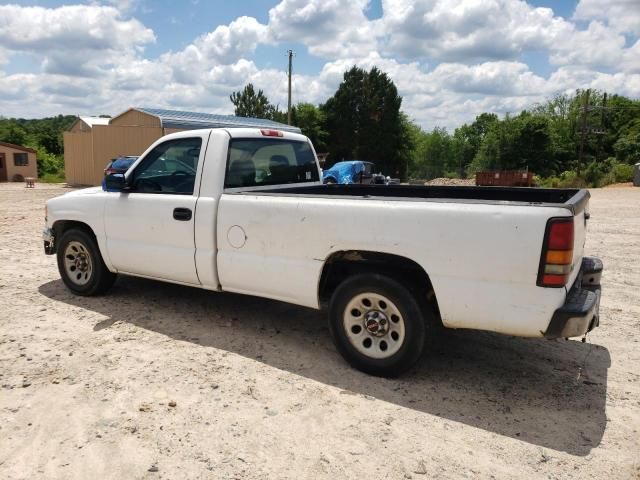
xmin=318 ymin=250 xmax=442 ymax=326
xmin=51 ymin=220 xmax=100 ymax=255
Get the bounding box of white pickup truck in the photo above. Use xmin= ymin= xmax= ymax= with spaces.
xmin=44 ymin=128 xmax=603 ymax=376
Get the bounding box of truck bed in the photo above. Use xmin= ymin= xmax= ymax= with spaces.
xmin=254 ymin=184 xmax=589 ymax=214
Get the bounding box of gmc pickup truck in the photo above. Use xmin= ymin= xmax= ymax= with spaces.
xmin=44 ymin=128 xmax=603 ymax=376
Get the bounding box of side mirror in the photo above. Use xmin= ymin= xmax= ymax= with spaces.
xmin=104 ymin=173 xmax=127 ymax=192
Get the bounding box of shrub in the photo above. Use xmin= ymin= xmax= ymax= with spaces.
xmin=39 ymin=172 xmax=66 ymax=183
xmin=611 ymin=162 xmax=635 ymax=183
xmin=556 ymin=170 xmax=587 ymax=188
xmin=583 ymin=160 xmax=610 ymax=186
xmin=537 ymin=159 xmax=635 ymax=188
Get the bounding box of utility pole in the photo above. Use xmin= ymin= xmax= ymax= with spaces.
xmin=287 ymin=49 xmax=295 ymax=125
xmin=597 ymin=92 xmax=607 ymax=160
xmin=577 ymin=89 xmax=590 ymax=176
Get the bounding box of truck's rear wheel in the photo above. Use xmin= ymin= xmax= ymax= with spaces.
xmin=328 ymin=274 xmax=427 ymax=377
xmin=57 ymin=228 xmax=116 ymax=296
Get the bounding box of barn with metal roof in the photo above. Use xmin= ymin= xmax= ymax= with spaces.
xmin=64 ymin=107 xmax=299 ymax=185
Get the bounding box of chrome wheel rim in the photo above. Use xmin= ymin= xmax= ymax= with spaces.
xmin=64 ymin=241 xmax=93 ymax=286
xmin=343 ymin=292 xmax=406 ymax=359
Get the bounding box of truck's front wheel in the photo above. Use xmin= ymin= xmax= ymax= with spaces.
xmin=328 ymin=274 xmax=427 ymax=377
xmin=57 ymin=228 xmax=116 ymax=296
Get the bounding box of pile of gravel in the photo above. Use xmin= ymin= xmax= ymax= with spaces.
xmin=424 ymin=178 xmax=476 ymax=186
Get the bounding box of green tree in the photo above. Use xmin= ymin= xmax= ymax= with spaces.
xmin=291 ymin=103 xmax=328 ymax=152
xmin=614 ymin=131 xmax=640 ymax=164
xmin=411 ymin=127 xmax=454 ymax=179
xmin=322 ymin=66 xmax=406 ymax=178
xmin=229 ymin=83 xmax=283 ymax=120
xmin=450 ymin=113 xmax=499 ymax=178
xmin=468 ymin=112 xmax=555 ymax=175
xmin=0 ymin=122 xmax=28 ymax=146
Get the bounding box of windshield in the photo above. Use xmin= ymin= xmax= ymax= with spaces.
xmin=111 ymin=157 xmax=136 ymax=169
xmin=225 ymin=138 xmax=319 ymax=188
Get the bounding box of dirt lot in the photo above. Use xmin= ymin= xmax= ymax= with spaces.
xmin=0 ymin=182 xmax=638 ymax=479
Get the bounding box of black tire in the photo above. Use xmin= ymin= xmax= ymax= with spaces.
xmin=56 ymin=228 xmax=116 ymax=296
xmin=328 ymin=273 xmax=428 ymax=377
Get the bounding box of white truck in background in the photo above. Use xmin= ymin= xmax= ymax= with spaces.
xmin=43 ymin=128 xmax=603 ymax=376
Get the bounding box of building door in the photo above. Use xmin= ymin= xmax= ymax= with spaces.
xmin=0 ymin=153 xmax=7 ymax=182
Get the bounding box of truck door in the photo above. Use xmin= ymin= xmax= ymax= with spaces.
xmin=104 ymin=135 xmax=205 ymax=284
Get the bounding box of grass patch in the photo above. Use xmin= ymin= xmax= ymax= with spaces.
xmin=39 ymin=172 xmax=67 ymax=183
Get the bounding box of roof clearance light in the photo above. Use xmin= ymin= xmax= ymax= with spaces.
xmin=260 ymin=129 xmax=283 ymax=137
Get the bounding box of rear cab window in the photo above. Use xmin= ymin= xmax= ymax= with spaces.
xmin=224 ymin=138 xmax=319 ymax=188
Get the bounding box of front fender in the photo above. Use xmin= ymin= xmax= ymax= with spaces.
xmin=46 ymin=190 xmax=112 ymax=270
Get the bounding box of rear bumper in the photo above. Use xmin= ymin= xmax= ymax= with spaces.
xmin=544 ymin=256 xmax=602 ymax=338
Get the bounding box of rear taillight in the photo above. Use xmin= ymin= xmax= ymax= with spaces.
xmin=538 ymin=217 xmax=574 ymax=287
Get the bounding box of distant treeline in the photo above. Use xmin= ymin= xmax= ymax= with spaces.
xmin=406 ymin=90 xmax=640 ymax=186
xmin=0 ymin=115 xmax=76 ymax=182
xmin=2 ymin=74 xmax=639 ymax=188
xmin=230 ymin=70 xmax=640 ymax=186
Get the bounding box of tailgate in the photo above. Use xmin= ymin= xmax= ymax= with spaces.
xmin=568 ymin=203 xmax=588 ymax=287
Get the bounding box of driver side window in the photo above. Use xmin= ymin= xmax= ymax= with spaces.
xmin=131 ymin=137 xmax=202 ymax=194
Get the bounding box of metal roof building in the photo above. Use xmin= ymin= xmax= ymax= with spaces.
xmin=133 ymin=107 xmax=301 ymax=133
xmin=67 ymin=116 xmax=110 ymax=133
xmin=63 ymin=107 xmax=299 ymax=185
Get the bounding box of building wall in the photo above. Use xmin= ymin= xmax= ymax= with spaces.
xmin=63 ymin=122 xmax=176 ymax=185
xmin=63 ymin=131 xmax=93 ymax=185
xmin=89 ymin=125 xmax=163 ymax=185
xmin=63 ymin=108 xmax=191 ymax=185
xmin=0 ymin=145 xmax=37 ymax=181
xmin=110 ymin=109 xmax=161 ymax=128
xmin=69 ymin=119 xmax=90 ymax=133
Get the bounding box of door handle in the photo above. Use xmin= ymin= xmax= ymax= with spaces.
xmin=173 ymin=207 xmax=192 ymax=221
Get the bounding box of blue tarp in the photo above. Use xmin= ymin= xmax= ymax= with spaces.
xmin=322 ymin=161 xmax=366 ymax=184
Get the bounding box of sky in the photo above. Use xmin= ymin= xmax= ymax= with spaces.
xmin=0 ymin=0 xmax=639 ymax=130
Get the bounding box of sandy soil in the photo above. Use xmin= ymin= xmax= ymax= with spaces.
xmin=0 ymin=182 xmax=639 ymax=479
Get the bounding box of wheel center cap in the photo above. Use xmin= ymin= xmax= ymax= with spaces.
xmin=364 ymin=311 xmax=388 ymax=336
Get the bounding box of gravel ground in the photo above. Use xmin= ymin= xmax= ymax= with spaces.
xmin=0 ymin=182 xmax=639 ymax=479
xmin=423 ymin=178 xmax=476 ymax=186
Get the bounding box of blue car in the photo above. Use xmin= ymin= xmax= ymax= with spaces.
xmin=101 ymin=156 xmax=137 ymax=189
xmin=322 ymin=160 xmax=375 ymax=184
xmin=104 ymin=156 xmax=137 ymax=176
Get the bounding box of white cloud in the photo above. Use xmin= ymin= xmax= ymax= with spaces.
xmin=0 ymin=5 xmax=154 ymax=52
xmin=574 ymin=0 xmax=640 ymax=35
xmin=381 ymin=0 xmax=571 ymax=63
xmin=0 ymin=46 xmax=8 ymax=66
xmin=548 ymin=67 xmax=640 ymax=98
xmin=267 ymin=0 xmax=381 ymax=59
xmin=160 ymin=16 xmax=267 ymax=84
xmin=549 ymin=21 xmax=626 ymax=69
xmin=426 ymin=61 xmax=548 ymax=96
xmin=196 ymin=16 xmax=268 ymax=64
xmin=621 ymin=40 xmax=640 ymax=74
xmin=99 ymin=0 xmax=139 ymax=12
xmin=0 ymin=0 xmax=638 ymax=132
xmin=0 ymin=4 xmax=154 ymax=77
